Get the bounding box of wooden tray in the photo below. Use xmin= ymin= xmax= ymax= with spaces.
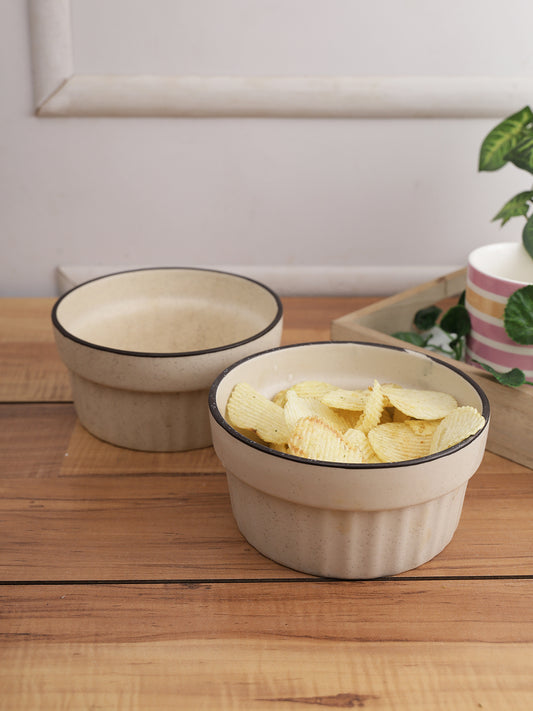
xmin=331 ymin=267 xmax=533 ymax=469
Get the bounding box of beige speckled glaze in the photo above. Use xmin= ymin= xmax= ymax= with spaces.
xmin=209 ymin=342 xmax=490 ymax=579
xmin=52 ymin=268 xmax=283 ymax=451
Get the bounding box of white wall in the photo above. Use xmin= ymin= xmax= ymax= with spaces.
xmin=2 ymin=0 xmax=532 ymax=297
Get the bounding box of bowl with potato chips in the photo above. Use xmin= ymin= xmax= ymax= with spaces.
xmin=209 ymin=341 xmax=490 ymax=579
xmin=52 ymin=267 xmax=283 ymax=451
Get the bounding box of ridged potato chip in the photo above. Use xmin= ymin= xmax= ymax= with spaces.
xmin=272 ymin=388 xmax=289 ymax=408
xmin=405 ymin=419 xmax=440 ymax=437
xmin=339 ymin=409 xmax=365 ymax=429
xmin=226 ymin=382 xmax=290 ymax=444
xmin=357 ymin=380 xmax=387 ymax=434
xmin=288 ymin=416 xmax=363 ymax=463
xmin=289 ymin=380 xmax=338 ymax=400
xmin=321 ymin=387 xmax=369 ymax=412
xmin=227 ymin=378 xmax=485 ymax=465
xmin=392 ymin=408 xmax=411 ymax=423
xmin=429 ymin=406 xmax=485 ymax=454
xmin=368 ymin=422 xmax=433 ymax=462
xmin=343 ymin=428 xmax=381 ymax=463
xmin=382 ymin=385 xmax=458 ymax=420
xmin=284 ymin=390 xmax=349 ymax=433
xmin=379 ymin=407 xmax=393 ymax=424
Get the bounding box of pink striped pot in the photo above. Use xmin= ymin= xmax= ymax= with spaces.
xmin=465 ymin=242 xmax=533 ymax=379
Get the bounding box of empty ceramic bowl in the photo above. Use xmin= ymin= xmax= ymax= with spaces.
xmin=209 ymin=341 xmax=490 ymax=579
xmin=52 ymin=267 xmax=283 ymax=451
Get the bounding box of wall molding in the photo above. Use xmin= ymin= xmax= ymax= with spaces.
xmin=29 ymin=0 xmax=533 ymax=119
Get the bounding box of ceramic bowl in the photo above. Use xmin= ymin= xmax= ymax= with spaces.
xmin=209 ymin=341 xmax=490 ymax=579
xmin=52 ymin=267 xmax=283 ymax=451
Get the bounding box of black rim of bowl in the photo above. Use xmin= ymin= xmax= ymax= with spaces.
xmin=51 ymin=266 xmax=283 ymax=358
xmin=208 ymin=340 xmax=491 ymax=470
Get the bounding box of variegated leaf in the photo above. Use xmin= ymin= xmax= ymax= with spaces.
xmin=492 ymin=190 xmax=533 ymax=226
xmin=505 ymin=131 xmax=533 ymax=175
xmin=479 ymin=105 xmax=533 ymax=172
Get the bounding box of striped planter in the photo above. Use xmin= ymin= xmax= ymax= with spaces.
xmin=465 ymin=243 xmax=533 ymax=379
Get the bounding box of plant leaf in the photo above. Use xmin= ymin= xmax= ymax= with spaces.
xmin=392 ymin=331 xmax=428 ymax=347
xmin=448 ymin=336 xmax=466 ymax=361
xmin=440 ymin=304 xmax=471 ymax=338
xmin=492 ymin=190 xmax=533 ymax=226
xmin=504 ymin=285 xmax=533 ymax=344
xmin=523 ymin=213 xmax=533 ymax=259
xmin=478 ymin=105 xmax=533 ymax=172
xmin=504 ymin=130 xmax=533 ymax=176
xmin=474 ymin=361 xmax=527 ymax=387
xmin=413 ymin=305 xmax=441 ymax=331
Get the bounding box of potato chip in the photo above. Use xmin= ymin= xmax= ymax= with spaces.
xmin=357 ymin=380 xmax=387 ymax=434
xmin=288 ymin=416 xmax=363 ymax=463
xmin=382 ymin=385 xmax=458 ymax=420
xmin=392 ymin=408 xmax=411 ymax=423
xmin=271 ymin=441 xmax=290 ymax=454
xmin=283 ymin=390 xmax=349 ymax=433
xmin=226 ymin=382 xmax=290 ymax=444
xmin=379 ymin=407 xmax=393 ymax=424
xmin=321 ymin=387 xmax=369 ymax=412
xmin=289 ymin=380 xmax=338 ymax=400
xmin=405 ymin=419 xmax=440 ymax=437
xmin=338 ymin=409 xmax=364 ymax=429
xmin=272 ymin=388 xmax=289 ymax=408
xmin=368 ymin=422 xmax=433 ymax=462
xmin=343 ymin=428 xmax=381 ymax=463
xmin=227 ymin=377 xmax=484 ymax=466
xmin=429 ymin=406 xmax=485 ymax=454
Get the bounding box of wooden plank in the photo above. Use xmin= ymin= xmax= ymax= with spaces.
xmin=0 ymin=298 xmax=70 ymax=401
xmin=0 ymin=343 xmax=71 ymax=402
xmin=1 ymin=297 xmax=532 ymax=709
xmin=0 ymin=404 xmax=74 ymax=477
xmin=1 ymin=637 xmax=531 ymax=711
xmin=1 ymin=412 xmax=532 ymax=579
xmin=0 ymin=298 xmax=57 ymax=343
xmin=61 ymin=418 xmax=223 ymax=477
xmin=282 ymin=296 xmax=378 ymax=342
xmin=1 ymin=580 xmax=533 ymax=642
xmin=0 ymin=404 xmax=224 ymax=478
xmin=0 ymin=469 xmax=305 ymax=581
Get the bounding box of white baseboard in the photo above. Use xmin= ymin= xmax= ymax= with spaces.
xmin=56 ymin=264 xmax=460 ymax=297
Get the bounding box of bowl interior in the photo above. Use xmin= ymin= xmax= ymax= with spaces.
xmin=211 ymin=341 xmax=490 ymax=462
xmin=53 ymin=268 xmax=282 ymax=355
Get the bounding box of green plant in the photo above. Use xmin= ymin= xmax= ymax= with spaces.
xmin=393 ymin=295 xmax=471 ymax=362
xmin=393 ymin=291 xmax=533 ymax=388
xmin=478 ymin=105 xmax=533 ymax=259
xmin=394 ymin=110 xmax=533 ymax=388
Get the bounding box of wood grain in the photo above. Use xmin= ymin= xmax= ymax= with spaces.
xmin=1 ymin=296 xmax=532 ymax=710
xmin=1 ymin=412 xmax=532 ymax=580
xmin=2 ymin=580 xmax=533 ymax=643
xmin=1 ymin=639 xmax=531 ymax=710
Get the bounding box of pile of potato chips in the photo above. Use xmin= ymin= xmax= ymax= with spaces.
xmin=225 ymin=379 xmax=485 ymax=464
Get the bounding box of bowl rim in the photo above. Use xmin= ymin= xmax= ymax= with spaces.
xmin=51 ymin=266 xmax=283 ymax=358
xmin=208 ymin=340 xmax=491 ymax=470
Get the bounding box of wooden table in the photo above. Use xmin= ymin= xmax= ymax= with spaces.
xmin=1 ymin=297 xmax=532 ymax=710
